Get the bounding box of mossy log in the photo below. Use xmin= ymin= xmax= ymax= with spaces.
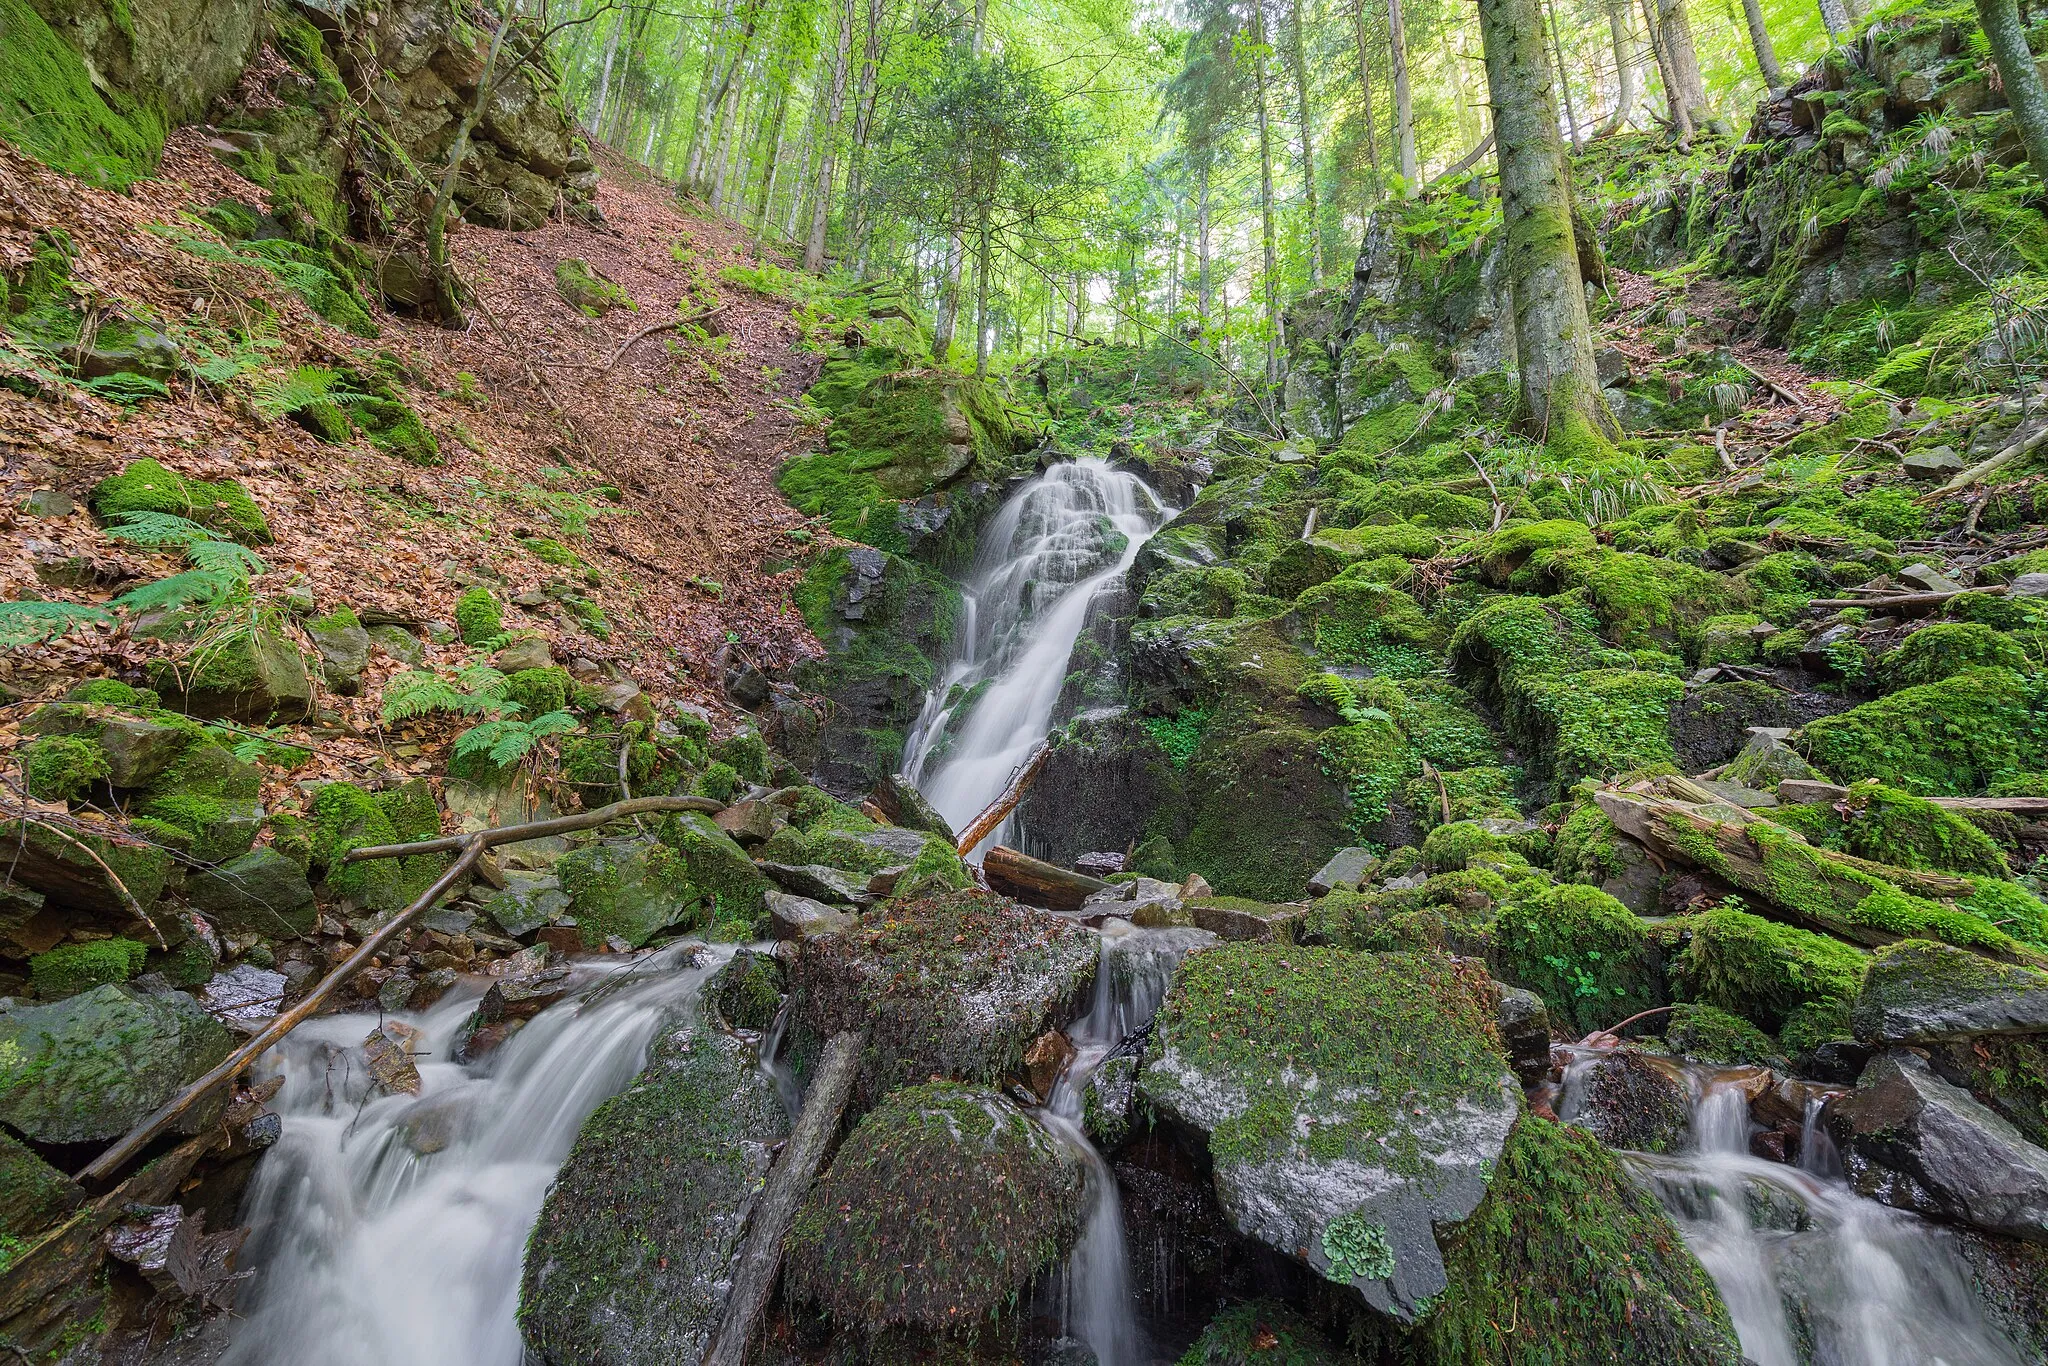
xmin=981 ymin=844 xmax=1109 ymax=911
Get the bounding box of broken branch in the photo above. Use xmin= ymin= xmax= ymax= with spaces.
xmin=954 ymin=742 xmax=1051 ymax=854
xmin=342 ymin=794 xmax=725 ymax=862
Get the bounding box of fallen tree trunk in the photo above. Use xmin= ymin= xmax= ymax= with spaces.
xmin=1803 ymin=585 xmax=2005 ymax=612
xmin=954 ymin=742 xmax=1051 ymax=854
xmin=80 ymin=794 xmax=728 ymax=1186
xmin=982 ymin=845 xmax=1109 ymax=912
xmin=702 ymin=1028 xmax=866 ymax=1366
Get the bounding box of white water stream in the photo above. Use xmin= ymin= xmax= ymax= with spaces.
xmin=218 ymin=942 xmax=730 ymax=1366
xmin=901 ymin=456 xmax=1169 ymax=852
xmin=1621 ymin=1068 xmax=2026 ymax=1366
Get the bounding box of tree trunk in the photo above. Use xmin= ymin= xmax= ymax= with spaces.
xmin=1816 ymin=0 xmax=1851 ymax=36
xmin=1476 ymin=0 xmax=1616 ymax=444
xmin=1656 ymin=0 xmax=1710 ymax=132
xmin=425 ymin=1 xmax=521 ymax=326
xmin=1596 ymin=0 xmax=1638 ymax=134
xmin=1977 ymin=0 xmax=2048 ymax=177
xmin=1351 ymin=0 xmax=1384 ymax=192
xmin=1068 ymin=269 xmax=1082 ymax=337
xmin=804 ymin=0 xmax=855 ymax=273
xmin=1287 ymin=0 xmax=1322 ymax=281
xmin=844 ymin=0 xmax=889 ymax=271
xmin=684 ymin=0 xmax=740 ymax=189
xmin=934 ymin=236 xmax=964 ymax=359
xmin=973 ymin=214 xmax=994 ymax=376
xmin=1389 ymin=0 xmax=1418 ymax=188
xmin=1252 ymin=4 xmax=1281 ymax=385
xmin=587 ymin=7 xmax=622 ymax=134
xmin=751 ymin=81 xmax=790 ymax=235
xmin=1545 ymin=0 xmax=1583 ymax=151
xmin=1639 ymin=0 xmax=1694 ymax=143
xmin=1196 ymin=168 xmax=1212 ymax=331
xmin=707 ymin=54 xmax=751 ymax=210
xmin=1739 ymin=0 xmax=1784 ymax=87
xmin=981 ymin=846 xmax=1109 ymax=912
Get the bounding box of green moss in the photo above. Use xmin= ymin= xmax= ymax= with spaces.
xmin=1176 ymin=1300 xmax=1359 ymax=1364
xmin=1422 ymin=820 xmax=1509 ymax=873
xmin=711 ymin=949 xmax=782 ymax=1030
xmin=664 ymin=812 xmax=769 ymax=924
xmin=21 ymin=734 xmax=109 ymax=803
xmin=692 ymin=761 xmax=743 ymax=803
xmin=1670 ymin=903 xmax=1867 ymax=1032
xmin=1801 ymin=668 xmax=2048 ymax=796
xmin=1494 ymin=884 xmax=1661 ymax=1037
xmin=554 ymin=258 xmax=635 ymax=316
xmin=90 ymin=458 xmax=271 ymax=545
xmin=454 ymin=587 xmax=503 ymax=646
xmin=557 ymin=836 xmax=701 ymax=948
xmin=1664 ymin=1002 xmax=1785 ymax=1067
xmin=1835 ymin=781 xmax=2010 ymax=877
xmin=1418 ymin=1117 xmax=1742 ymax=1365
xmin=504 ymin=666 xmax=570 ymax=717
xmin=137 ymin=792 xmax=256 ymax=864
xmin=783 ymin=1082 xmax=1082 ymax=1334
xmin=1552 ymin=801 xmax=1628 ymax=885
xmin=28 ymin=939 xmax=148 ymax=999
xmin=518 ymin=536 xmax=581 ymax=568
xmin=63 ymin=679 xmax=157 ymax=708
xmin=709 ymin=729 xmax=770 ymax=784
xmin=308 ymin=781 xmax=402 ymax=908
xmin=1880 ymin=623 xmax=2030 ymax=691
xmin=357 ymin=397 xmax=440 ymax=465
xmin=0 ymin=0 xmax=165 ymax=188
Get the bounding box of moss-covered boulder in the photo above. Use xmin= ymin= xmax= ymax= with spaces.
xmin=0 ymin=984 xmax=233 ymax=1143
xmin=1139 ymin=944 xmax=1520 ymax=1323
xmin=788 ymin=888 xmax=1098 ymax=1107
xmin=666 ymin=812 xmax=772 ymax=928
xmin=1176 ymin=1300 xmax=1361 ymax=1364
xmin=89 ymin=457 xmax=271 ymax=544
xmin=1493 ymin=885 xmax=1662 ymax=1038
xmin=148 ymin=624 xmax=313 ymax=723
xmin=184 ymin=846 xmax=318 ymax=938
xmin=0 ymin=1129 xmax=82 ymax=1245
xmin=555 ymin=835 xmax=700 ymax=949
xmin=1669 ymin=904 xmax=1867 ymax=1033
xmin=1853 ymin=939 xmax=2048 ymax=1044
xmin=1412 ymin=1117 xmax=1743 ymax=1364
xmin=1800 ymin=668 xmax=2048 ymax=796
xmin=519 ymin=997 xmax=786 ymax=1364
xmin=553 ymin=258 xmax=632 ymax=316
xmin=0 ymin=819 xmax=173 ymax=918
xmin=782 ymin=1082 xmax=1084 ymax=1334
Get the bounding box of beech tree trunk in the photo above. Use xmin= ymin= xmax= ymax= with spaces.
xmin=804 ymin=0 xmax=856 ymax=273
xmin=1597 ymin=0 xmax=1638 ymax=134
xmin=1389 ymin=0 xmax=1418 ymax=188
xmin=1477 ymin=0 xmax=1617 ymax=444
xmin=1545 ymin=0 xmax=1583 ymax=151
xmin=1639 ymin=0 xmax=1694 ymax=142
xmin=1977 ymin=0 xmax=2048 ymax=177
xmin=1196 ymin=167 xmax=1212 ymax=330
xmin=1739 ymin=0 xmax=1784 ymax=87
xmin=1816 ymin=0 xmax=1851 ymax=36
xmin=1655 ymin=0 xmax=1710 ymax=132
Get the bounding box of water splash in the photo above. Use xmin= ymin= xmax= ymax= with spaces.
xmin=902 ymin=457 xmax=1169 ymax=852
xmin=220 ymin=943 xmax=730 ymax=1366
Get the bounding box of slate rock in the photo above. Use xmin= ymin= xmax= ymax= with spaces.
xmin=184 ymin=847 xmax=318 ymax=938
xmin=197 ymin=964 xmax=288 ymax=1035
xmin=765 ymin=889 xmax=856 ymax=940
xmin=759 ymin=861 xmax=874 ymax=906
xmin=1830 ymin=1050 xmax=2048 ymax=1241
xmin=0 ymin=985 xmax=233 ymax=1143
xmin=1853 ymin=939 xmax=2048 ymax=1044
xmin=2011 ymin=573 xmax=2048 ymax=600
xmin=477 ymin=966 xmax=573 ymax=1023
xmin=1309 ymin=846 xmax=1376 ymax=896
xmin=478 ymin=871 xmax=570 ymax=939
xmin=1899 ymin=563 xmax=1965 ymax=594
xmin=1496 ymin=984 xmax=1552 ymax=1084
xmin=1721 ymin=727 xmax=1818 ymax=788
xmin=95 ymin=716 xmax=189 ymax=789
xmin=1902 ymin=447 xmax=1964 ymax=480
xmin=307 ymin=615 xmax=371 ymax=695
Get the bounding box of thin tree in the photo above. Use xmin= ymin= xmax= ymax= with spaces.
xmin=1350 ymin=0 xmax=1384 ymax=192
xmin=1976 ymin=0 xmax=2048 ymax=176
xmin=1389 ymin=0 xmax=1418 ymax=188
xmin=1639 ymin=0 xmax=1693 ymax=143
xmin=1286 ymin=0 xmax=1323 ymax=281
xmin=1595 ymin=0 xmax=1638 ymax=135
xmin=1545 ymin=0 xmax=1583 ymax=152
xmin=1476 ymin=0 xmax=1617 ymax=444
xmin=1249 ymin=2 xmax=1282 ymax=383
xmin=804 ymin=0 xmax=856 ymax=272
xmin=1737 ymin=0 xmax=1783 ymax=87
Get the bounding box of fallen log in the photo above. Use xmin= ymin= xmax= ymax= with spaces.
xmin=702 ymin=1028 xmax=866 ymax=1366
xmin=982 ymin=845 xmax=1109 ymax=913
xmin=1802 ymin=585 xmax=2006 ymax=612
xmin=954 ymin=742 xmax=1052 ymax=854
xmin=79 ymin=794 xmax=726 ymax=1186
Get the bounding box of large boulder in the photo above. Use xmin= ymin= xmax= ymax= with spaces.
xmin=782 ymin=1082 xmax=1084 ymax=1335
xmin=1138 ymin=944 xmax=1520 ymax=1322
xmin=184 ymin=846 xmax=317 ymax=938
xmin=0 ymin=985 xmax=233 ymax=1144
xmin=554 ymin=834 xmax=699 ymax=948
xmin=1829 ymin=1050 xmax=2048 ymax=1241
xmin=518 ymin=999 xmax=786 ymax=1363
xmin=0 ymin=820 xmax=172 ymax=919
xmin=787 ymin=888 xmax=1098 ymax=1108
xmin=148 ymin=626 xmax=313 ymax=723
xmin=1853 ymin=939 xmax=2048 ymax=1043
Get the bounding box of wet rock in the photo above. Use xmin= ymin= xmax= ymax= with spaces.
xmin=184 ymin=847 xmax=317 ymax=938
xmin=0 ymin=984 xmax=233 ymax=1143
xmin=1830 ymin=1050 xmax=2048 ymax=1240
xmin=721 ymin=662 xmax=771 ymax=709
xmin=1015 ymin=711 xmax=1182 ymax=870
xmin=782 ymin=1082 xmax=1084 ymax=1334
xmin=789 ymin=888 xmax=1098 ymax=1107
xmin=363 ymin=1020 xmax=424 ymax=1096
xmin=1140 ymin=945 xmax=1519 ymax=1323
xmin=0 ymin=1129 xmax=82 ymax=1241
xmin=197 ymin=964 xmax=287 ymax=1035
xmin=710 ymin=949 xmax=782 ymax=1030
xmin=554 ymin=835 xmax=698 ymax=949
xmin=1083 ymin=1054 xmax=1139 ymax=1149
xmin=1074 ymin=851 xmax=1126 ymax=879
xmin=1566 ymin=1050 xmax=1693 ymax=1154
xmin=1187 ymin=896 xmax=1305 ymax=943
xmin=759 ymin=861 xmax=874 ymax=906
xmin=520 ymin=1002 xmax=786 ymax=1363
xmin=476 ymin=871 xmax=570 ymax=939
xmin=1951 ymin=1229 xmax=2048 ymax=1360
xmin=1852 ymin=939 xmax=2048 ymax=1043
xmin=1021 ymin=1029 xmax=1075 ymax=1102
xmin=1496 ymin=984 xmax=1552 ymax=1084
xmin=1721 ymin=726 xmax=1819 ymax=789
xmin=765 ymin=889 xmax=857 ymax=940
xmin=1081 ymin=876 xmax=1185 ymax=927
xmin=1308 ymin=846 xmax=1375 ymax=896
xmin=477 ymin=966 xmax=573 ymax=1023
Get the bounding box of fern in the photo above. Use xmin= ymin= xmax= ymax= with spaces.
xmin=189 ymin=336 xmax=281 ymax=388
xmin=453 ymin=711 xmax=579 ymax=768
xmin=249 ymin=366 xmax=371 ymax=421
xmin=0 ymin=600 xmax=113 ymax=646
xmin=80 ymin=373 xmax=170 ymax=406
xmin=379 ymin=667 xmax=515 ymax=724
xmin=111 ymin=571 xmax=239 ymax=612
xmin=186 ymin=540 xmax=268 ymax=577
xmin=103 ymin=511 xmax=219 ymax=548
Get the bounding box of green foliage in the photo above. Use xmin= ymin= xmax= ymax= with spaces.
xmin=1142 ymin=707 xmax=1210 ymax=769
xmin=1880 ymin=623 xmax=2030 ymax=691
xmin=90 ymin=459 xmax=271 ymax=545
xmin=503 ymin=666 xmax=571 ymax=717
xmin=1664 ymin=1002 xmax=1785 ymax=1067
xmin=1495 ymin=884 xmax=1661 ymax=1037
xmin=379 ymin=666 xmax=513 ymax=723
xmin=1669 ymin=902 xmax=1867 ymax=1032
xmin=0 ymin=600 xmax=113 ymax=648
xmin=1802 ymin=668 xmax=2048 ymax=795
xmin=452 ymin=711 xmax=578 ymax=770
xmin=28 ymin=939 xmax=149 ymax=999
xmin=693 ymin=760 xmax=743 ymax=802
xmin=1835 ymin=781 xmax=2010 ymax=877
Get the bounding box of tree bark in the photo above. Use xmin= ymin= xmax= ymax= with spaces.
xmin=1596 ymin=0 xmax=1638 ymax=134
xmin=934 ymin=235 xmax=964 ymax=359
xmin=1816 ymin=0 xmax=1851 ymax=36
xmin=1388 ymin=0 xmax=1418 ymax=188
xmin=1196 ymin=168 xmax=1212 ymax=331
xmin=1655 ymin=0 xmax=1710 ymax=133
xmin=1477 ymin=0 xmax=1617 ymax=444
xmin=982 ymin=846 xmax=1110 ymax=912
xmin=973 ymin=214 xmax=994 ymax=376
xmin=1638 ymin=0 xmax=1694 ymax=142
xmin=701 ymin=1029 xmax=866 ymax=1366
xmin=1068 ymin=268 xmax=1083 ymax=337
xmin=1545 ymin=0 xmax=1583 ymax=152
xmin=587 ymin=6 xmax=623 ymax=133
xmin=684 ymin=0 xmax=741 ymax=190
xmin=750 ymin=80 xmax=791 ymax=234
xmin=1351 ymin=0 xmax=1384 ymax=191
xmin=804 ymin=0 xmax=856 ymax=273
xmin=1287 ymin=0 xmax=1322 ymax=281
xmin=1739 ymin=0 xmax=1784 ymax=87
xmin=1977 ymin=0 xmax=2048 ymax=177
xmin=425 ymin=0 xmax=520 ymax=326
xmin=1252 ymin=3 xmax=1281 ymax=384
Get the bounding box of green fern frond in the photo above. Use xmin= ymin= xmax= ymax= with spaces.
xmin=0 ymin=600 xmax=114 ymax=646
xmin=453 ymin=664 xmax=511 ymax=699
xmin=185 ymin=540 xmax=268 ymax=577
xmin=103 ymin=511 xmax=219 ymax=548
xmin=81 ymin=373 xmax=170 ymax=406
xmin=379 ymin=667 xmax=516 ymax=724
xmin=249 ymin=365 xmax=372 ymax=421
xmin=453 ymin=710 xmax=579 ymax=767
xmin=111 ymin=571 xmax=238 ymax=612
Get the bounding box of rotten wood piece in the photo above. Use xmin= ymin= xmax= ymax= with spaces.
xmin=79 ymin=794 xmax=727 ymax=1186
xmin=702 ymin=1028 xmax=867 ymax=1366
xmin=1803 ymin=585 xmax=2006 ymax=612
xmin=954 ymin=741 xmax=1051 ymax=854
xmin=1932 ymin=416 xmax=2048 ymax=496
xmin=981 ymin=845 xmax=1109 ymax=913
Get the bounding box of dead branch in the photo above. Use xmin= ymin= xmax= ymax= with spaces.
xmin=342 ymin=794 xmax=725 ymax=861
xmin=1930 ymin=418 xmax=2048 ymax=497
xmin=0 ymin=806 xmax=166 ymax=949
xmin=551 ymin=306 xmax=727 ymax=374
xmin=1802 ymin=585 xmax=2006 ymax=612
xmin=954 ymin=742 xmax=1051 ymax=854
xmin=1729 ymin=356 xmax=1804 ymax=407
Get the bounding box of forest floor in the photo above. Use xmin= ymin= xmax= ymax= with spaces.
xmin=0 ymin=134 xmax=830 ymax=784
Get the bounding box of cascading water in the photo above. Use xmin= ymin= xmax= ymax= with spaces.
xmin=1614 ymin=1063 xmax=2026 ymax=1366
xmin=901 ymin=457 xmax=1170 ymax=850
xmin=218 ymin=942 xmax=731 ymax=1366
xmin=1039 ymin=921 xmax=1216 ymax=1366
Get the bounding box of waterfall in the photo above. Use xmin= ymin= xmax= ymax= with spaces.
xmin=1628 ymin=1070 xmax=2025 ymax=1366
xmin=902 ymin=457 xmax=1170 ymax=852
xmin=1039 ymin=922 xmax=1215 ymax=1366
xmin=217 ymin=942 xmax=730 ymax=1366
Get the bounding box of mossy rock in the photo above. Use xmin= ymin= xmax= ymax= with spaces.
xmin=665 ymin=812 xmax=771 ymax=926
xmin=1493 ymin=885 xmax=1662 ymax=1038
xmin=21 ymin=733 xmax=109 ymax=803
xmin=27 ymin=938 xmax=148 ymax=999
xmin=518 ymin=998 xmax=786 ymax=1363
xmin=89 ymin=458 xmax=271 ymax=544
xmin=1668 ymin=904 xmax=1866 ymax=1033
xmin=788 ymin=889 xmax=1098 ymax=1108
xmin=553 ymin=258 xmax=634 ymax=316
xmin=709 ymin=949 xmax=783 ymax=1031
xmin=1880 ymin=623 xmax=2031 ymax=692
xmin=0 ymin=1128 xmax=82 ymax=1246
xmin=1800 ymin=667 xmax=2048 ymax=796
xmin=1180 ymin=715 xmax=1354 ymax=902
xmin=556 ymin=834 xmax=701 ymax=949
xmin=455 ymin=587 xmax=503 ymax=645
xmin=1851 ymin=938 xmax=2048 ymax=1044
xmin=1176 ymin=1300 xmax=1361 ymax=1364
xmin=783 ymin=1082 xmax=1084 ymax=1334
xmin=308 ymin=781 xmax=404 ymax=910
xmin=1413 ymin=1117 xmax=1743 ymax=1364
xmin=0 ymin=818 xmax=172 ymax=918
xmin=0 ymin=0 xmax=166 ymax=188
xmin=185 ymin=846 xmax=318 ymax=938
xmin=0 ymin=984 xmax=233 ymax=1143
xmin=1664 ymin=1002 xmax=1787 ymax=1068
xmin=148 ymin=625 xmax=313 ymax=723
xmin=1139 ymin=944 xmax=1519 ymax=1323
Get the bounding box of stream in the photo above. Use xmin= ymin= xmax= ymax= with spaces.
xmin=900 ymin=455 xmax=1170 ymax=850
